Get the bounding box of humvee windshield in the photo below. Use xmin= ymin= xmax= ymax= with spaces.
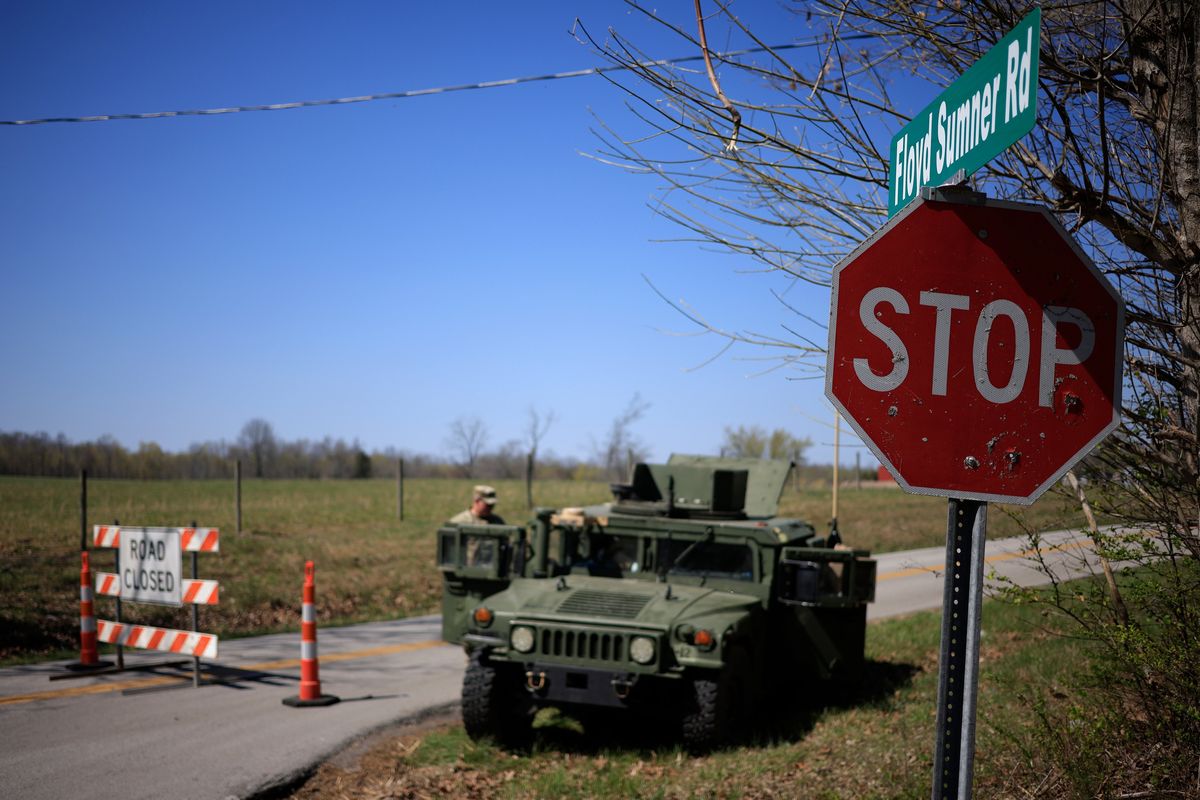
xmin=577 ymin=532 xmax=640 ymax=577
xmin=659 ymin=539 xmax=754 ymax=581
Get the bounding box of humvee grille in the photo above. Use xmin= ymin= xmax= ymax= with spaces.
xmin=538 ymin=627 xmax=627 ymax=662
xmin=557 ymin=590 xmax=651 ymax=619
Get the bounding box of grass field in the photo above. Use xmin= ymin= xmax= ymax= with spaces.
xmin=0 ymin=475 xmax=1093 ymax=664
xmin=286 ymin=592 xmax=1091 ymax=799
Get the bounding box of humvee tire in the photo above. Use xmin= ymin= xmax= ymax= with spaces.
xmin=681 ymin=646 xmax=753 ymax=753
xmin=462 ymin=650 xmax=533 ymax=750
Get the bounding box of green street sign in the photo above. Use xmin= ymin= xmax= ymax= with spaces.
xmin=887 ymin=9 xmax=1040 ymax=217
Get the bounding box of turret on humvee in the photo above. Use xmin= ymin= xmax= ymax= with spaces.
xmin=436 ymin=455 xmax=875 ymax=751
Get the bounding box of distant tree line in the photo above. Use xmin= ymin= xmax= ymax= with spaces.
xmin=0 ymin=426 xmax=594 ymax=481
xmin=0 ymin=404 xmax=815 ymax=482
xmin=0 ymin=429 xmax=377 ymax=480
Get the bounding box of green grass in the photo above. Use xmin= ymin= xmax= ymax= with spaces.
xmin=779 ymin=482 xmax=1095 ymax=554
xmin=0 ymin=475 xmax=1093 ymax=665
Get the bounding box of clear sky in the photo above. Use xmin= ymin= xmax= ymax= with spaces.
xmin=1 ymin=1 xmax=874 ymax=468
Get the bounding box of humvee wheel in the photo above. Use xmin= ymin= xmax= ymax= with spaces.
xmin=681 ymin=646 xmax=753 ymax=753
xmin=462 ymin=650 xmax=534 ymax=750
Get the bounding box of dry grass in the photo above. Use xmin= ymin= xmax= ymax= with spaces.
xmin=0 ymin=475 xmax=1090 ymax=664
xmin=0 ymin=476 xmax=603 ymax=663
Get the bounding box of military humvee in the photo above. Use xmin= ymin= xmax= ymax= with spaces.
xmin=436 ymin=455 xmax=876 ymax=751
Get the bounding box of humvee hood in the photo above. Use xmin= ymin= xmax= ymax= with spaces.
xmin=499 ymin=575 xmax=757 ymax=627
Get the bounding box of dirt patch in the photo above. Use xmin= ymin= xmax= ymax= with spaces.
xmin=283 ymin=707 xmax=470 ymax=800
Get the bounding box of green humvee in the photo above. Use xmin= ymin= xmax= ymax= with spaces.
xmin=436 ymin=455 xmax=876 ymax=751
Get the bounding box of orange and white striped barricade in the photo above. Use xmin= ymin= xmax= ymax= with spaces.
xmin=89 ymin=524 xmax=220 ymax=685
xmin=94 ymin=573 xmax=219 ymax=605
xmin=95 ymin=621 xmax=217 ymax=658
xmin=282 ymin=561 xmax=339 ymax=707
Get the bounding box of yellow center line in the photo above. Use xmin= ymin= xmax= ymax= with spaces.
xmin=0 ymin=639 xmax=450 ymax=708
xmin=876 ymin=537 xmax=1093 ymax=581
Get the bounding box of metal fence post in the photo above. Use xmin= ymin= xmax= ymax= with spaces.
xmin=397 ymin=458 xmax=404 ymax=521
xmin=235 ymin=459 xmax=242 ymax=534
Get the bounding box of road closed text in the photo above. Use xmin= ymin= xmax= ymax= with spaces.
xmin=122 ymin=528 xmax=183 ymax=606
xmin=853 ymin=287 xmax=1095 ymax=408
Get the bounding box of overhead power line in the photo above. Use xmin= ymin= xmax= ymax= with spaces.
xmin=0 ymin=39 xmax=858 ymax=126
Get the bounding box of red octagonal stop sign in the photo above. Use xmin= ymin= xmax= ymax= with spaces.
xmin=825 ymin=192 xmax=1124 ymax=505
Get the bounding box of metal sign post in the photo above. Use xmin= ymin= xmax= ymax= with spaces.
xmin=932 ymin=499 xmax=987 ymax=800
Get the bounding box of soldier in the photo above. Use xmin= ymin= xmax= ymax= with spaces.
xmin=450 ymin=485 xmax=505 ymax=525
xmin=451 ymin=486 xmax=505 ymax=567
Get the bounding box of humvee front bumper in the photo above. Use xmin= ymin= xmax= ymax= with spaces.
xmin=519 ymin=662 xmax=679 ymax=708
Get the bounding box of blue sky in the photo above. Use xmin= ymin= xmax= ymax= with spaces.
xmin=1 ymin=1 xmax=875 ymax=467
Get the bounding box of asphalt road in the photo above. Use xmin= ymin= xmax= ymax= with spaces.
xmin=0 ymin=526 xmax=1115 ymax=800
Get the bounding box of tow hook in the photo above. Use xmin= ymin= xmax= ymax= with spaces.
xmin=525 ymin=670 xmax=547 ymax=692
xmin=611 ymin=674 xmax=635 ymax=700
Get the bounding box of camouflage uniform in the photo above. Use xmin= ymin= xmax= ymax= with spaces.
xmin=449 ymin=508 xmax=506 ymax=525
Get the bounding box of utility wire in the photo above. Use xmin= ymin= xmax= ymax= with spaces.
xmin=0 ymin=39 xmax=860 ymax=126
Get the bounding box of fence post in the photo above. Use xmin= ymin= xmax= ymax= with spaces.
xmin=80 ymin=470 xmax=88 ymax=551
xmin=396 ymin=458 xmax=404 ymax=521
xmin=235 ymin=459 xmax=243 ymax=534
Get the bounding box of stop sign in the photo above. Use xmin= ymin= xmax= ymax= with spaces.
xmin=825 ymin=192 xmax=1124 ymax=504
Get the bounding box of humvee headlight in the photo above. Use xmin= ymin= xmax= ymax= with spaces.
xmin=510 ymin=626 xmax=535 ymax=653
xmin=629 ymin=636 xmax=656 ymax=664
xmin=472 ymin=607 xmax=494 ymax=627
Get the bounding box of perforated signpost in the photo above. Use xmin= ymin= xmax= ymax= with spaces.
xmin=828 ymin=12 xmax=1125 ymax=800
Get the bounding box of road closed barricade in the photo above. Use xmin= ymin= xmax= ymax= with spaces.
xmin=90 ymin=525 xmax=221 ymax=673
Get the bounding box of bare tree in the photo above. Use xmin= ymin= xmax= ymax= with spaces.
xmin=722 ymin=425 xmax=811 ymax=461
xmin=584 ymin=1 xmax=1198 ymax=791
xmin=596 ymin=394 xmax=651 ymax=481
xmin=721 ymin=425 xmax=769 ymax=458
xmin=525 ymin=406 xmax=556 ymax=462
xmin=445 ymin=416 xmax=489 ymax=478
xmin=238 ymin=418 xmax=276 ymax=479
xmin=524 ymin=407 xmax=557 ymax=507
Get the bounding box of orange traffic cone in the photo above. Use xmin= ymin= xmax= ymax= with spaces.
xmin=65 ymin=551 xmax=111 ymax=672
xmin=282 ymin=561 xmax=339 ymax=707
